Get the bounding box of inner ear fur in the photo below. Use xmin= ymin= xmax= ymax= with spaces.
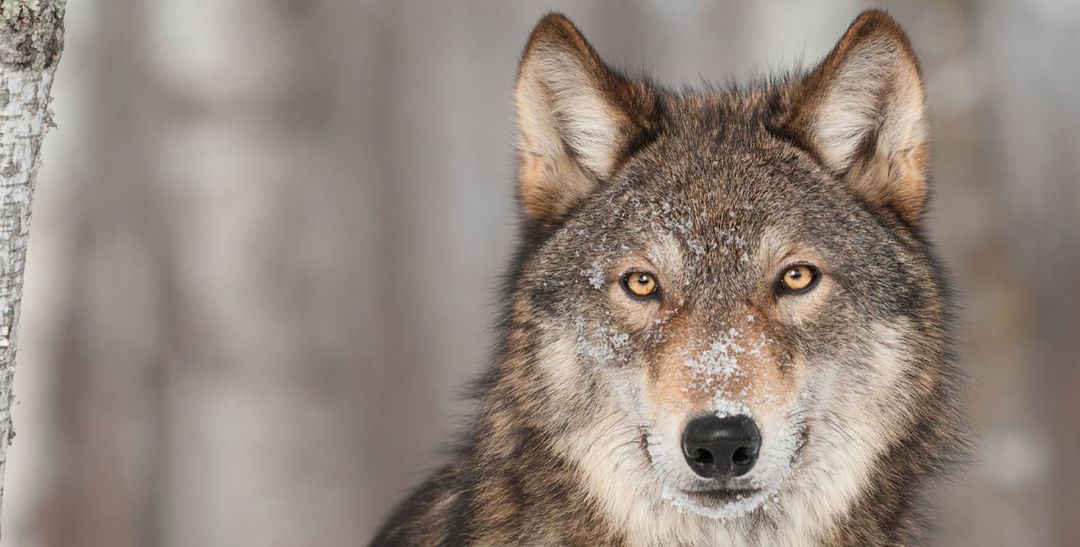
xmin=514 ymin=13 xmax=659 ymax=228
xmin=778 ymin=10 xmax=930 ymax=226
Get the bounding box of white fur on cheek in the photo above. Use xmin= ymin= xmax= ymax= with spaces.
xmin=784 ymin=322 xmax=915 ymax=541
xmin=540 ymin=336 xmax=680 ymax=544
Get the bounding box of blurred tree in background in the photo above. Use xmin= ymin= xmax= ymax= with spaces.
xmin=0 ymin=0 xmax=65 ymax=538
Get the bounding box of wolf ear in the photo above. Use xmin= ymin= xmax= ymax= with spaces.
xmin=515 ymin=13 xmax=659 ymax=228
xmin=779 ymin=11 xmax=929 ymax=226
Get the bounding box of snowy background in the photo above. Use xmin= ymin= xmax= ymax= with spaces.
xmin=3 ymin=0 xmax=1078 ymax=545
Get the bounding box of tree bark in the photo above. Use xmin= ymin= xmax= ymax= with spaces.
xmin=0 ymin=0 xmax=64 ymax=536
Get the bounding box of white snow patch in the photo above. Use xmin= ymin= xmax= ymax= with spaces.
xmin=710 ymin=398 xmax=752 ymax=419
xmin=679 ymin=327 xmax=767 ymax=395
xmin=580 ymin=259 xmax=606 ymax=290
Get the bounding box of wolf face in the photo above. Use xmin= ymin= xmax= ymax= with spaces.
xmin=371 ymin=10 xmax=965 ymax=546
xmin=508 ymin=10 xmax=956 ymax=538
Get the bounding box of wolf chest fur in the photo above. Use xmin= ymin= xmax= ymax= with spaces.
xmin=372 ymin=10 xmax=965 ymax=547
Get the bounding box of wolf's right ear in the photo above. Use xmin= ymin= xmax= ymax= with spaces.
xmin=515 ymin=13 xmax=659 ymax=228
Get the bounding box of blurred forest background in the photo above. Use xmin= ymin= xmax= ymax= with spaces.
xmin=1 ymin=0 xmax=1077 ymax=545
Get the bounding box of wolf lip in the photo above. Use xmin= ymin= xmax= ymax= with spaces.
xmin=681 ymin=486 xmax=763 ymax=504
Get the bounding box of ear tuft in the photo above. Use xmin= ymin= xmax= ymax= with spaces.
xmin=514 ymin=13 xmax=658 ymax=228
xmin=779 ymin=10 xmax=929 ymax=226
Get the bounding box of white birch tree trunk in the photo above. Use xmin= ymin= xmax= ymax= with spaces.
xmin=0 ymin=0 xmax=64 ymax=536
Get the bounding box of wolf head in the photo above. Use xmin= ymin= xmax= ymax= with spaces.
xmin=497 ymin=10 xmax=959 ymax=540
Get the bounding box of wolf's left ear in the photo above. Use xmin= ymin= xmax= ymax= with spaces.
xmin=778 ymin=10 xmax=929 ymax=226
xmin=515 ymin=13 xmax=659 ymax=228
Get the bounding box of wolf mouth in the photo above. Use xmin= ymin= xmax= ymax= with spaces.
xmin=681 ymin=486 xmax=764 ymax=505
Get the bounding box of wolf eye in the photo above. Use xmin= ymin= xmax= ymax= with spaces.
xmin=620 ymin=271 xmax=659 ymax=300
xmin=778 ymin=264 xmax=820 ymax=295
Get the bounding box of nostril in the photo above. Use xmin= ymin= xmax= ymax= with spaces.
xmin=692 ymin=448 xmax=715 ymax=465
xmin=732 ymin=446 xmax=751 ymax=466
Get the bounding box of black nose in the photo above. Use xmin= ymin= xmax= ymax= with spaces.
xmin=681 ymin=414 xmax=761 ymax=480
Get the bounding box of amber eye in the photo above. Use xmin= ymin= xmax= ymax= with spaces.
xmin=620 ymin=271 xmax=660 ymax=300
xmin=778 ymin=264 xmax=820 ymax=294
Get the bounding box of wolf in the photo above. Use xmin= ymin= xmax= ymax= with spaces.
xmin=371 ymin=10 xmax=966 ymax=546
